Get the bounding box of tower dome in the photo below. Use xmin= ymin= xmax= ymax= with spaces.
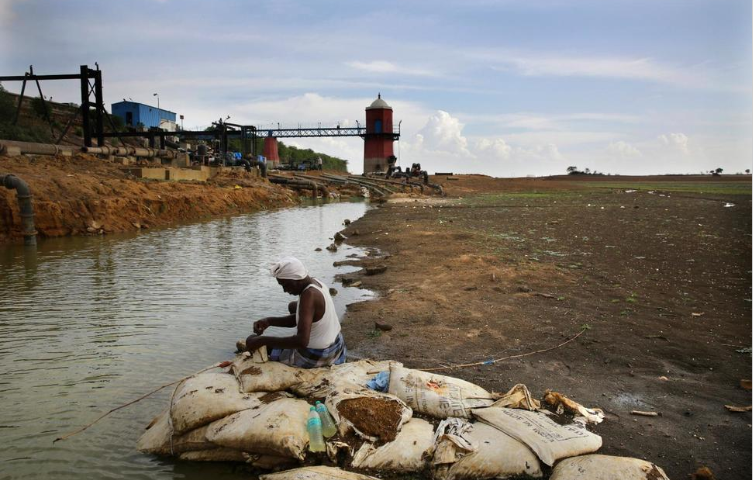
xmin=367 ymin=93 xmax=392 ymax=111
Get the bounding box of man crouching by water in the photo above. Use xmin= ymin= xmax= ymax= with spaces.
xmin=245 ymin=256 xmax=346 ymax=368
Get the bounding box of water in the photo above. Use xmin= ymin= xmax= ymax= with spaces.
xmin=0 ymin=200 xmax=373 ymax=479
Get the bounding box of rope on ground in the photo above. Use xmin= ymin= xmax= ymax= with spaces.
xmin=418 ymin=329 xmax=586 ymax=373
xmin=53 ymin=361 xmax=231 ymax=443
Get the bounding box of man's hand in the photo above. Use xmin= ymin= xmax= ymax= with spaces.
xmin=253 ymin=319 xmax=270 ymax=335
xmin=245 ymin=335 xmax=267 ymax=353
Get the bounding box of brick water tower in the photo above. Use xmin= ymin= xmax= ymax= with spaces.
xmin=363 ymin=94 xmax=396 ymax=173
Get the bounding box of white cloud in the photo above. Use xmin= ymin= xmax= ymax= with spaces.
xmin=413 ymin=110 xmax=472 ymax=156
xmin=657 ymin=133 xmax=689 ymax=154
xmin=475 ymin=138 xmax=512 ymax=159
xmin=607 ymin=140 xmax=642 ymax=158
xmin=479 ymin=50 xmax=737 ymax=90
xmin=346 ymin=60 xmax=438 ymax=77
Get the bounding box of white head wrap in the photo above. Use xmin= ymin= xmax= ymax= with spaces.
xmin=270 ymin=256 xmax=309 ymax=280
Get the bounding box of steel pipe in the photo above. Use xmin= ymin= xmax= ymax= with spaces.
xmin=1 ymin=174 xmax=37 ymax=246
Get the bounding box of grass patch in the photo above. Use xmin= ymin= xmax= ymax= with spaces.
xmin=366 ymin=329 xmax=382 ymax=339
xmin=580 ymin=181 xmax=751 ymax=195
xmin=462 ymin=191 xmax=578 ymax=206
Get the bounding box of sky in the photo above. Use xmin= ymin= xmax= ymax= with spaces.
xmin=1 ymin=0 xmax=751 ymax=176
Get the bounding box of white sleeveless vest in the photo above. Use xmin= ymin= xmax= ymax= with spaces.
xmin=295 ymin=279 xmax=341 ymax=349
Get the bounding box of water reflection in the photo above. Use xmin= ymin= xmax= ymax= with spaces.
xmin=0 ymin=200 xmax=372 ymax=479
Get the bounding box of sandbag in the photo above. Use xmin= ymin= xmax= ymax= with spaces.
xmin=178 ymin=449 xmax=297 ymax=469
xmin=232 ymin=354 xmax=322 ymax=393
xmin=292 ymin=359 xmax=399 ymax=397
xmin=550 ymin=454 xmax=670 ymax=480
xmin=137 ymin=410 xmax=216 ymax=456
xmin=472 ymin=407 xmax=602 ymax=466
xmin=170 ymin=372 xmax=264 ymax=435
xmin=206 ymin=397 xmax=311 ymax=460
xmin=178 ymin=448 xmax=248 ymax=462
xmin=437 ymin=422 xmax=543 ymax=479
xmin=260 ymin=466 xmax=380 ymax=480
xmin=350 ymin=418 xmax=435 ymax=472
xmin=325 ymin=382 xmax=412 ymax=442
xmin=388 ymin=365 xmax=494 ymax=418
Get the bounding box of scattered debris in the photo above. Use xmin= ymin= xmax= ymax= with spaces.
xmin=334 ymin=231 xmax=347 ymax=242
xmin=630 ymin=410 xmax=659 ymax=417
xmin=691 ymin=312 xmax=705 ymax=317
xmin=344 ymin=219 xmax=351 ymax=225
xmin=740 ymin=379 xmax=751 ymax=390
xmin=736 ymin=347 xmax=752 ymax=354
xmin=724 ymin=405 xmax=752 ymax=413
xmin=326 ymin=243 xmax=338 ymax=252
xmin=329 ymin=287 xmax=338 ymax=296
xmin=315 ymin=247 xmax=322 ymax=252
xmin=645 ymin=334 xmax=669 ymax=341
xmin=534 ymin=292 xmax=557 ymax=299
xmin=543 ymin=391 xmax=604 ymax=424
xmin=493 ymin=384 xmax=540 ymax=411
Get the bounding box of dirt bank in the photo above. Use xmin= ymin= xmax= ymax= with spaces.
xmin=339 ymin=174 xmax=752 ymax=479
xmin=0 ymin=153 xmax=299 ymax=244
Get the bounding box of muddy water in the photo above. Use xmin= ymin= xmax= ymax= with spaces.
xmin=0 ymin=200 xmax=373 ymax=479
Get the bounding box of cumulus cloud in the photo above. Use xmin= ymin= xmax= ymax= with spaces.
xmin=607 ymin=140 xmax=642 ymax=158
xmin=657 ymin=133 xmax=689 ymax=154
xmin=475 ymin=138 xmax=512 ymax=159
xmin=414 ymin=110 xmax=472 ymax=157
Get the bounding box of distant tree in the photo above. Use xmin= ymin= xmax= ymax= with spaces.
xmin=746 ymin=169 xmax=751 ymax=175
xmin=715 ymin=167 xmax=723 ymax=174
xmin=566 ymin=166 xmax=578 ymax=174
xmin=584 ymin=167 xmax=591 ymax=175
xmin=0 ymin=84 xmax=15 ymax=122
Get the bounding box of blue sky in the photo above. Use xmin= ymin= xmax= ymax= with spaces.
xmin=1 ymin=0 xmax=751 ymax=176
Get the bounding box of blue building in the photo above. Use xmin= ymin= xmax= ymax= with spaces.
xmin=111 ymin=101 xmax=176 ymax=129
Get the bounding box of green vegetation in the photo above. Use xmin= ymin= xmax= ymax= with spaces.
xmin=462 ymin=191 xmax=577 ymax=206
xmin=0 ymin=85 xmax=53 ymax=142
xmin=0 ymin=84 xmax=54 ymax=143
xmin=31 ymin=96 xmax=50 ymax=119
xmin=366 ymin=329 xmax=382 ymax=339
xmin=226 ymin=136 xmax=348 ymax=172
xmin=579 ymin=181 xmax=751 ymax=195
xmin=277 ymin=142 xmax=348 ymax=172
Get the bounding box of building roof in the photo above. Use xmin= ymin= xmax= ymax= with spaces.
xmin=366 ymin=93 xmax=392 ymax=111
xmin=111 ymin=100 xmax=176 ymax=115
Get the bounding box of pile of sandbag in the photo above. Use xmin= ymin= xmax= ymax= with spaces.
xmin=137 ymin=349 xmax=670 ymax=479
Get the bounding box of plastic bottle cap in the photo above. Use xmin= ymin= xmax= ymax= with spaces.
xmin=310 ymin=406 xmax=316 ymax=411
xmin=315 ymin=401 xmax=322 ymax=405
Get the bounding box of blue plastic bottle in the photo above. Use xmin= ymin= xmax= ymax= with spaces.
xmin=307 ymin=406 xmax=326 ymax=452
xmin=315 ymin=401 xmax=337 ymax=438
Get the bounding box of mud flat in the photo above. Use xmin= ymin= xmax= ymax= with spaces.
xmin=340 ymin=174 xmax=752 ymax=480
